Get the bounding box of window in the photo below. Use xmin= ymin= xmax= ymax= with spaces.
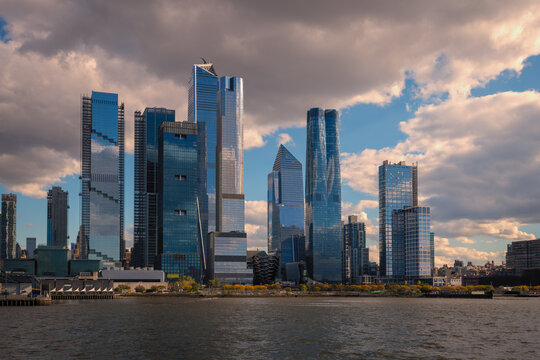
xmin=174 ymin=209 xmax=187 ymax=216
xmin=174 ymin=175 xmax=187 ymax=181
xmin=175 ymin=134 xmax=187 ymax=139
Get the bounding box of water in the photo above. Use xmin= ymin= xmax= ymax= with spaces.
xmin=2 ymin=297 xmax=539 ymax=359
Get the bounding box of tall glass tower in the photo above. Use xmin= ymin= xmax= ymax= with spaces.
xmin=343 ymin=215 xmax=369 ymax=284
xmin=305 ymin=108 xmax=342 ymax=282
xmin=133 ymin=107 xmax=175 ymax=268
xmin=392 ymin=206 xmax=431 ymax=281
xmin=81 ymin=91 xmax=124 ymax=262
xmin=267 ymin=145 xmax=304 ymax=254
xmin=188 ymin=62 xmax=219 ymax=243
xmin=1 ymin=193 xmax=17 ymax=259
xmin=47 ymin=186 xmax=69 ymax=247
xmin=216 ymin=76 xmax=245 ymax=232
xmin=378 ymin=160 xmax=417 ymax=278
xmin=157 ymin=121 xmax=204 ymax=282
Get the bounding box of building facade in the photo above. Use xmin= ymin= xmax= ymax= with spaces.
xmin=188 ymin=62 xmax=219 ymax=244
xmin=133 ymin=107 xmax=175 ymax=268
xmin=267 ymin=145 xmax=304 ymax=254
xmin=208 ymin=232 xmax=252 ymax=284
xmin=379 ymin=160 xmax=417 ymax=278
xmin=343 ymin=215 xmax=369 ymax=284
xmin=81 ymin=91 xmax=124 ymax=262
xmin=157 ymin=121 xmax=204 ymax=282
xmin=216 ymin=76 xmax=245 ymax=232
xmin=305 ymin=108 xmax=342 ymax=282
xmin=1 ymin=193 xmax=17 ymax=259
xmin=26 ymin=237 xmax=36 ymax=259
xmin=392 ymin=206 xmax=432 ymax=281
xmin=506 ymin=238 xmax=540 ymax=276
xmin=47 ymin=186 xmax=69 ymax=247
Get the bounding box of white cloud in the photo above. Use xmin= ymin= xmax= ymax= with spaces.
xmin=245 ymin=200 xmax=267 ymax=251
xmin=434 ymin=236 xmax=504 ymax=267
xmin=276 ymin=133 xmax=295 ymax=147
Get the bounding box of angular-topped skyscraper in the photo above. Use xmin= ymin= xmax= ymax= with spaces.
xmin=81 ymin=91 xmax=124 ymax=262
xmin=305 ymin=108 xmax=342 ymax=282
xmin=47 ymin=186 xmax=69 ymax=247
xmin=188 ymin=62 xmax=219 ymax=242
xmin=267 ymin=145 xmax=304 ymax=254
xmin=217 ymin=76 xmax=244 ymax=232
xmin=379 ymin=160 xmax=417 ymax=278
xmin=133 ymin=107 xmax=175 ymax=268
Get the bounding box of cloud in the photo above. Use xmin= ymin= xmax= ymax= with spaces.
xmin=342 ymin=91 xmax=540 ymax=243
xmin=2 ymin=1 xmax=540 ymax=195
xmin=245 ymin=200 xmax=267 ymax=250
xmin=124 ymin=224 xmax=134 ymax=249
xmin=434 ymin=236 xmax=503 ymax=267
xmin=276 ymin=133 xmax=295 ymax=147
xmin=455 ymin=236 xmax=475 ymax=245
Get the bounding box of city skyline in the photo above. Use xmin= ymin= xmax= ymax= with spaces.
xmin=2 ymin=2 xmax=540 ymax=267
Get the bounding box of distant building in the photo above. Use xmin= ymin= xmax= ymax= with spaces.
xmin=35 ymin=245 xmax=69 ymax=277
xmin=506 ymin=238 xmax=540 ymax=276
xmin=208 ymin=232 xmax=251 ymax=284
xmin=74 ymin=225 xmax=88 ymax=260
xmin=249 ymin=251 xmax=280 ymax=285
xmin=343 ymin=215 xmax=369 ymax=284
xmin=392 ymin=206 xmax=432 ymax=281
xmin=133 ymin=107 xmax=175 ymax=268
xmin=305 ymin=108 xmax=342 ymax=283
xmin=379 ymin=160 xmax=417 ymax=278
xmin=47 ymin=186 xmax=69 ymax=247
xmin=1 ymin=193 xmax=17 ymax=259
xmin=267 ymin=145 xmax=304 ymax=254
xmin=157 ymin=121 xmax=205 ymax=282
xmin=216 ymin=76 xmax=245 ymax=233
xmin=81 ymin=91 xmax=125 ymax=262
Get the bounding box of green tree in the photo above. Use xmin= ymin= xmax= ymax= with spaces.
xmin=135 ymin=285 xmax=145 ymax=293
xmin=299 ymin=284 xmax=308 ymax=292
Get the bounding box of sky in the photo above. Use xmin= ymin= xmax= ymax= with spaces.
xmin=1 ymin=1 xmax=539 ymax=267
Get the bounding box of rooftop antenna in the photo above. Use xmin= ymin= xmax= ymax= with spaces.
xmin=201 ymin=57 xmax=208 ymax=64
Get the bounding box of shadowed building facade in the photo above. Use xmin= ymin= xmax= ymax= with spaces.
xmin=1 ymin=193 xmax=17 ymax=259
xmin=47 ymin=186 xmax=69 ymax=247
xmin=379 ymin=160 xmax=417 ymax=278
xmin=343 ymin=215 xmax=369 ymax=284
xmin=81 ymin=91 xmax=124 ymax=262
xmin=133 ymin=107 xmax=175 ymax=268
xmin=305 ymin=108 xmax=342 ymax=282
xmin=267 ymin=145 xmax=304 ymax=255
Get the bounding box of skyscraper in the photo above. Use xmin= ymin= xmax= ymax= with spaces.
xmin=47 ymin=186 xmax=69 ymax=247
xmin=378 ymin=160 xmax=417 ymax=278
xmin=216 ymin=76 xmax=245 ymax=232
xmin=188 ymin=62 xmax=219 ymax=243
xmin=157 ymin=121 xmax=205 ymax=282
xmin=267 ymin=145 xmax=304 ymax=254
xmin=343 ymin=215 xmax=369 ymax=284
xmin=392 ymin=206 xmax=432 ymax=281
xmin=133 ymin=107 xmax=175 ymax=268
xmin=26 ymin=237 xmax=36 ymax=259
xmin=1 ymin=193 xmax=17 ymax=259
xmin=81 ymin=91 xmax=124 ymax=262
xmin=305 ymin=108 xmax=342 ymax=282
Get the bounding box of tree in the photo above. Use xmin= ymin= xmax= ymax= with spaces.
xmin=135 ymin=286 xmax=145 ymax=293
xmin=299 ymin=284 xmax=308 ymax=292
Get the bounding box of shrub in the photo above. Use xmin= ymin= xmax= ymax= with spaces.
xmin=299 ymin=284 xmax=308 ymax=292
xmin=135 ymin=286 xmax=145 ymax=293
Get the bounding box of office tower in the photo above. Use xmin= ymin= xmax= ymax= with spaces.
xmin=157 ymin=121 xmax=205 ymax=282
xmin=392 ymin=206 xmax=431 ymax=281
xmin=47 ymin=186 xmax=69 ymax=247
xmin=188 ymin=61 xmax=219 ymax=242
xmin=216 ymin=76 xmax=245 ymax=232
xmin=81 ymin=91 xmax=124 ymax=262
xmin=305 ymin=108 xmax=342 ymax=282
xmin=506 ymin=238 xmax=540 ymax=276
xmin=379 ymin=160 xmax=417 ymax=278
xmin=133 ymin=108 xmax=175 ymax=268
xmin=430 ymin=232 xmax=435 ymax=276
xmin=343 ymin=215 xmax=369 ymax=284
xmin=267 ymin=145 xmax=304 ymax=254
xmin=281 ymin=234 xmax=306 ymax=264
xmin=1 ymin=193 xmax=17 ymax=259
xmin=208 ymin=232 xmax=252 ymax=284
xmin=26 ymin=237 xmax=36 ymax=259
xmin=74 ymin=225 xmax=88 ymax=260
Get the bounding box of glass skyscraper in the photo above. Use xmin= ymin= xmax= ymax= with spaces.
xmin=267 ymin=145 xmax=304 ymax=254
xmin=47 ymin=186 xmax=69 ymax=247
xmin=343 ymin=215 xmax=369 ymax=284
xmin=133 ymin=107 xmax=175 ymax=268
xmin=188 ymin=62 xmax=219 ymax=244
xmin=1 ymin=193 xmax=17 ymax=259
xmin=305 ymin=108 xmax=342 ymax=282
xmin=157 ymin=121 xmax=204 ymax=282
xmin=378 ymin=160 xmax=417 ymax=278
xmin=216 ymin=76 xmax=245 ymax=232
xmin=392 ymin=206 xmax=432 ymax=281
xmin=81 ymin=91 xmax=124 ymax=262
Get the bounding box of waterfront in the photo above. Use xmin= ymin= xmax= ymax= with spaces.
xmin=2 ymin=297 xmax=539 ymax=359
